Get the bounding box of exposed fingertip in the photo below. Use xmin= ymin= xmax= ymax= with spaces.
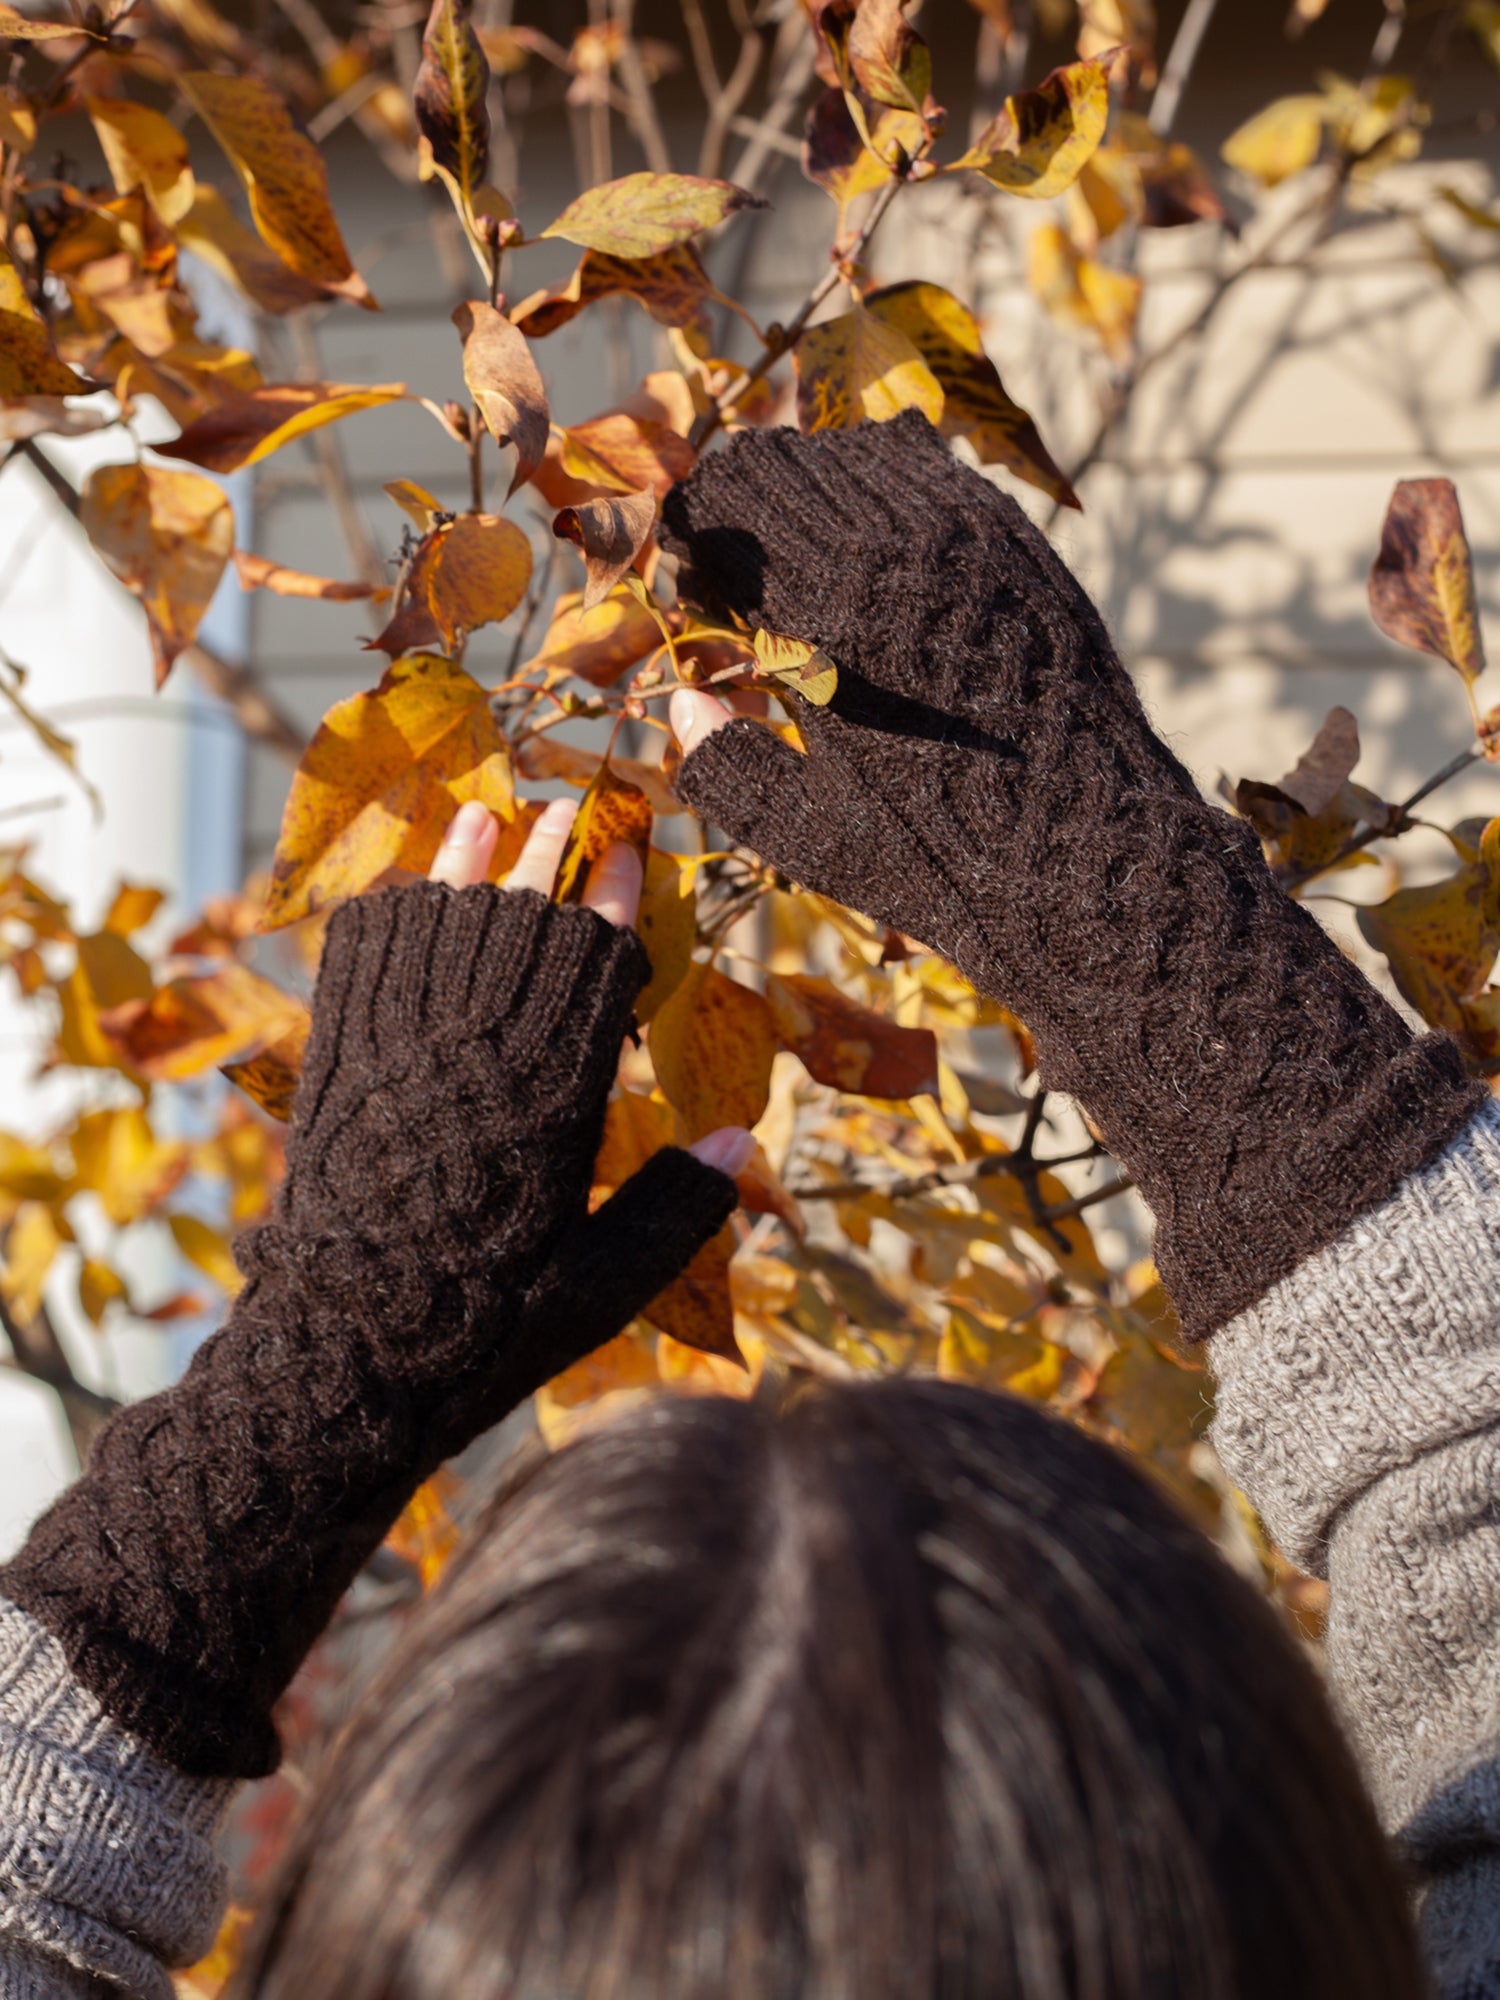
xmin=688 ymin=1127 xmax=756 ymax=1177
xmin=442 ymin=800 xmax=492 ymax=849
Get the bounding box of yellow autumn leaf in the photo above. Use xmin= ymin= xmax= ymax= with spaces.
xmin=86 ymin=98 xmax=196 ymax=226
xmin=1027 ymin=223 xmax=1142 ymax=361
xmin=865 ymin=281 xmax=1079 ymax=509
xmin=540 ymin=171 xmax=765 ymax=258
xmin=794 ymin=304 xmax=944 ymax=432
xmin=957 ymin=56 xmax=1111 ymax=198
xmin=262 ymin=653 xmax=516 ymax=929
xmin=71 ymin=1106 xmax=187 ymax=1225
xmin=650 ymin=960 xmax=777 ymax=1138
xmin=169 ymin=1211 xmax=243 ymax=1296
xmin=80 ymin=463 xmax=234 ymax=687
xmin=1220 ymin=94 xmax=1326 ymax=186
xmin=0 ymin=243 xmax=89 ymax=396
xmin=78 ymin=1257 xmax=128 ymax=1327
xmin=419 ymin=512 xmax=533 ymax=648
xmin=2 ymin=1201 xmax=69 ymax=1325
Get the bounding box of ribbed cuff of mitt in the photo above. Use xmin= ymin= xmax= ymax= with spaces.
xmin=301 ymin=880 xmax=649 ymax=1104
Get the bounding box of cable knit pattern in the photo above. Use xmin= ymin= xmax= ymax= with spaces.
xmin=1212 ymin=1097 xmax=1500 ymax=1995
xmin=662 ymin=412 xmax=1482 ymax=1337
xmin=0 ymin=881 xmax=738 ymax=1780
xmin=0 ymin=1595 xmax=231 ymax=1998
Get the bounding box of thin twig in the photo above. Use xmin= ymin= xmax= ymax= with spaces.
xmin=18 ymin=442 xmax=306 ymax=765
xmin=1148 ymin=0 xmax=1221 ymax=138
xmin=1040 ymin=1176 xmax=1134 ymax=1224
xmin=611 ymin=0 xmax=674 ymax=173
xmin=787 ymin=1142 xmax=1104 ymax=1206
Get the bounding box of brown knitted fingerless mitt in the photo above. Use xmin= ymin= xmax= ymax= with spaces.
xmin=0 ymin=882 xmax=736 ymax=1778
xmin=661 ymin=412 xmax=1481 ymax=1338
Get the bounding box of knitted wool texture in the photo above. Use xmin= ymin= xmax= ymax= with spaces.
xmin=661 ymin=411 xmax=1482 ymax=1337
xmin=0 ymin=882 xmax=736 ymax=1781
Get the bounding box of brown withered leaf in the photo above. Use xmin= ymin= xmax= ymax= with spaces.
xmin=81 ymin=463 xmax=233 ymax=687
xmin=419 ymin=512 xmax=533 ymax=648
xmin=1357 ymin=817 xmax=1500 ymax=1047
xmin=865 ymin=281 xmax=1078 ymax=509
xmin=553 ymin=759 xmax=653 ymax=903
xmin=262 ymin=652 xmax=516 ymax=929
xmin=766 ymin=972 xmax=939 ymax=1099
xmin=651 ymin=960 xmax=776 ymax=1138
xmin=510 ymin=243 xmax=716 ymax=340
xmin=957 ymin=56 xmax=1110 ymax=197
xmin=795 ymin=304 xmax=944 ymax=431
xmin=560 ymin=412 xmax=695 ymax=497
xmin=1270 ymin=705 xmax=1360 ymax=816
xmin=540 ymin=171 xmax=766 ymax=259
xmin=453 ymin=300 xmax=548 ymax=495
xmin=525 ymin=588 xmax=662 ymax=686
xmin=414 ymin=0 xmax=490 ymax=217
xmin=1368 ymin=478 xmax=1485 ymax=688
xmin=222 ymin=1010 xmax=310 ymax=1121
xmin=0 ymin=398 xmax=108 ymax=440
xmin=181 ymin=73 xmax=376 ymax=309
xmin=99 ymin=964 xmax=305 ymax=1081
xmin=1231 ymin=708 xmax=1385 ymax=882
xmin=158 ymin=381 xmax=407 ymax=474
xmin=553 ymin=489 xmax=656 ymax=610
xmin=234 ymin=550 xmax=379 ymax=601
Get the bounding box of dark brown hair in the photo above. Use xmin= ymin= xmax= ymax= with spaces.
xmin=235 ymin=1378 xmax=1423 ymax=1999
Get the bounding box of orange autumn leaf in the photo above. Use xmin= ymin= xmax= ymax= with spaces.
xmin=525 ymin=588 xmax=662 ymax=686
xmin=765 ymin=972 xmax=939 ymax=1099
xmin=635 ymin=847 xmax=697 ymax=1021
xmin=794 ymin=305 xmax=944 ymax=432
xmin=535 ymin=1329 xmax=660 ymax=1447
xmin=234 ymin=551 xmax=381 ymax=601
xmin=416 ymin=512 xmax=533 ymax=648
xmin=99 ymin=965 xmax=306 ymax=1081
xmin=181 ymin=72 xmax=376 ymax=307
xmin=159 ymin=381 xmax=407 ymax=474
xmin=70 ymin=1106 xmax=188 ymax=1226
xmin=1357 ymin=818 xmax=1500 ymax=1061
xmin=222 ymin=1012 xmax=310 ymax=1122
xmin=553 ymin=759 xmax=653 ymax=903
xmin=385 ymin=1470 xmax=462 ymax=1589
xmin=262 ymin=653 xmax=517 ymax=929
xmin=639 ymin=1220 xmax=740 ymax=1361
xmin=515 ymin=735 xmax=681 ymax=817
xmin=80 ymin=463 xmax=233 ymax=687
xmin=650 ymin=960 xmax=777 ymax=1139
xmin=560 ymin=412 xmax=696 ymax=497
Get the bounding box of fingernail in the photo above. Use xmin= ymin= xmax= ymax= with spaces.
xmin=689 ymin=1128 xmax=756 ymax=1177
xmin=669 ymin=688 xmax=698 ymax=745
xmin=444 ymin=801 xmax=490 ymax=848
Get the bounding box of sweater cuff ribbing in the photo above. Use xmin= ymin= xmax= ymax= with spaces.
xmin=0 ymin=1596 xmax=232 ymax=1994
xmin=1210 ymin=1093 xmax=1500 ymax=1573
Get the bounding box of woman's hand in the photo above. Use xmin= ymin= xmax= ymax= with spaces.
xmin=428 ymin=797 xmax=754 ymax=1180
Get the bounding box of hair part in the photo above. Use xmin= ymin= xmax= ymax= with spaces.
xmin=235 ymin=1378 xmax=1424 ymax=2000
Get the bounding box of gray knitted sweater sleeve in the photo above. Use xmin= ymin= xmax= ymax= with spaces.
xmin=2 ymin=1096 xmax=1500 ymax=1997
xmin=1213 ymin=1091 xmax=1500 ymax=1999
xmin=0 ymin=1594 xmax=232 ymax=1998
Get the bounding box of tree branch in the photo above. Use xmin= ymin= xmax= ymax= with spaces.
xmin=0 ymin=1289 xmax=119 ymax=1466
xmin=18 ymin=442 xmax=306 ymax=767
xmin=1280 ymin=742 xmax=1486 ymax=893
